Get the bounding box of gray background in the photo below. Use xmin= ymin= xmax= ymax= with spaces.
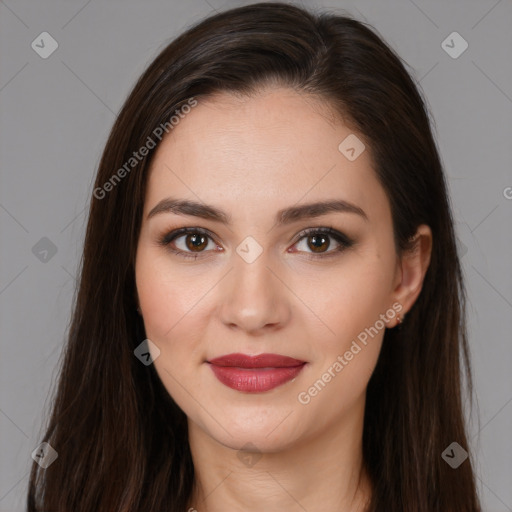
xmin=1 ymin=0 xmax=511 ymax=510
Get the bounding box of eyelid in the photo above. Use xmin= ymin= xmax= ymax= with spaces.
xmin=159 ymin=226 xmax=218 ymax=247
xmin=158 ymin=225 xmax=354 ymax=259
xmin=289 ymin=226 xmax=354 ymax=259
xmin=291 ymin=226 xmax=352 ymax=246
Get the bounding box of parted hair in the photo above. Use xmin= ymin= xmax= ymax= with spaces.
xmin=28 ymin=3 xmax=480 ymax=511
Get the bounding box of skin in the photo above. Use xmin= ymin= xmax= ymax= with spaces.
xmin=135 ymin=87 xmax=432 ymax=512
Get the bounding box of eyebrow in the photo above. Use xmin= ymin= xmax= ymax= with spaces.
xmin=147 ymin=197 xmax=368 ymax=225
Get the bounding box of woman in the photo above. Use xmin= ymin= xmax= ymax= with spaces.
xmin=27 ymin=2 xmax=481 ymax=511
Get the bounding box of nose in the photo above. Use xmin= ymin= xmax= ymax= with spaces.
xmin=217 ymin=249 xmax=292 ymax=335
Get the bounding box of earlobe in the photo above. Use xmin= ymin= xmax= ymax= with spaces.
xmin=391 ymin=224 xmax=432 ymax=325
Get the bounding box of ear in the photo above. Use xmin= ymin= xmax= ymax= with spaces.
xmin=391 ymin=224 xmax=432 ymax=324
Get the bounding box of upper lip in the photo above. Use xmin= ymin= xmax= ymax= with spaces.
xmin=207 ymin=353 xmax=306 ymax=368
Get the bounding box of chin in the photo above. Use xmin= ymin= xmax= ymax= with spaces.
xmin=200 ymin=413 xmax=305 ymax=453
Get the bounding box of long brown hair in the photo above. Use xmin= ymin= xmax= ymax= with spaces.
xmin=27 ymin=3 xmax=481 ymax=511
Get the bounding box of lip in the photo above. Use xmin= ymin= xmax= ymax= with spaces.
xmin=207 ymin=353 xmax=307 ymax=393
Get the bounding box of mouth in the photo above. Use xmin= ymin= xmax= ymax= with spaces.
xmin=206 ymin=353 xmax=307 ymax=393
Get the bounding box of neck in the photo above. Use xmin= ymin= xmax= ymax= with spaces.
xmin=186 ymin=401 xmax=372 ymax=512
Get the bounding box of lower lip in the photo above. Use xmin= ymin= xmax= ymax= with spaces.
xmin=208 ymin=363 xmax=306 ymax=393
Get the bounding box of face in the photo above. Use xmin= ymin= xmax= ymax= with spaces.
xmin=135 ymin=87 xmax=404 ymax=452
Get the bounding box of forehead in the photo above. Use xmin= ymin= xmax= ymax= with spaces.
xmin=144 ymin=87 xmax=388 ymax=223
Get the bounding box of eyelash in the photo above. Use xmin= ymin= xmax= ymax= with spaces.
xmin=157 ymin=226 xmax=354 ymax=261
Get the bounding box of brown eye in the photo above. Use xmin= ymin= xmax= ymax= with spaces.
xmin=160 ymin=226 xmax=353 ymax=261
xmin=307 ymin=234 xmax=330 ymax=253
xmin=184 ymin=233 xmax=208 ymax=252
xmin=292 ymin=228 xmax=354 ymax=259
xmin=159 ymin=227 xmax=218 ymax=259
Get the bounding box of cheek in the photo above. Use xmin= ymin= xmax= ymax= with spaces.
xmin=135 ymin=251 xmax=207 ymax=402
xmin=135 ymin=249 xmax=208 ymax=339
xmin=295 ymin=272 xmax=389 ymax=412
xmin=136 ymin=268 xmax=176 ymax=338
xmin=291 ymin=257 xmax=394 ymax=401
xmin=295 ymin=258 xmax=394 ymax=343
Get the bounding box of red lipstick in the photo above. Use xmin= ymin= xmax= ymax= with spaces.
xmin=207 ymin=353 xmax=306 ymax=393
